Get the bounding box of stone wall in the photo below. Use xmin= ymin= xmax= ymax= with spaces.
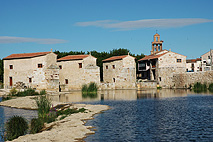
xmin=103 ymin=55 xmax=136 ymax=89
xmin=157 ymin=51 xmax=186 ymax=88
xmin=173 ymin=71 xmax=213 ymax=88
xmin=137 ymin=81 xmax=157 ymax=89
xmin=4 ymin=52 xmax=59 ymax=91
xmin=58 ymin=55 xmax=100 ymax=91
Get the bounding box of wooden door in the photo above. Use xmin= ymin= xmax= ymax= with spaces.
xmin=9 ymin=77 xmax=12 ymax=86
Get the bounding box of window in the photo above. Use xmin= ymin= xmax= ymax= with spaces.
xmin=208 ymin=56 xmax=211 ymax=59
xmin=38 ymin=64 xmax=43 ymax=68
xmin=106 ymin=65 xmax=108 ymax=69
xmin=177 ymin=59 xmax=182 ymax=63
xmin=29 ymin=78 xmax=32 ymax=83
xmin=9 ymin=65 xmax=13 ymax=69
xmin=59 ymin=65 xmax=62 ymax=69
xmin=112 ymin=65 xmax=115 ymax=69
xmin=65 ymin=79 xmax=68 ymax=84
xmin=113 ymin=78 xmax=115 ymax=82
xmin=159 ymin=77 xmax=161 ymax=81
xmin=79 ymin=63 xmax=82 ymax=68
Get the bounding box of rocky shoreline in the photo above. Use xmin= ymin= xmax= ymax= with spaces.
xmin=0 ymin=96 xmax=109 ymax=142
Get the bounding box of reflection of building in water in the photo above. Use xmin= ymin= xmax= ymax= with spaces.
xmin=137 ymin=89 xmax=188 ymax=99
xmin=49 ymin=92 xmax=101 ymax=103
xmin=101 ymin=90 xmax=137 ymax=101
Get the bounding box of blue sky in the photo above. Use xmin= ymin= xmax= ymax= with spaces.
xmin=0 ymin=0 xmax=213 ymax=59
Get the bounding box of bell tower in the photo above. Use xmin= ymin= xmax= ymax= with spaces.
xmin=151 ymin=33 xmax=164 ymax=54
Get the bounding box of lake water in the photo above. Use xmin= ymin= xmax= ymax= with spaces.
xmin=49 ymin=89 xmax=213 ymax=142
xmin=0 ymin=89 xmax=213 ymax=142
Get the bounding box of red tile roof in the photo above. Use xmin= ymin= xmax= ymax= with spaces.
xmin=57 ymin=55 xmax=93 ymax=61
xmin=138 ymin=52 xmax=168 ymax=61
xmin=102 ymin=55 xmax=128 ymax=62
xmin=186 ymin=58 xmax=201 ymax=63
xmin=3 ymin=51 xmax=51 ymax=60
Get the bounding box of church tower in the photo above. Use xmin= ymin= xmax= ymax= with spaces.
xmin=151 ymin=33 xmax=164 ymax=54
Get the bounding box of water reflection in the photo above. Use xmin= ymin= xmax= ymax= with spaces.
xmin=49 ymin=89 xmax=213 ymax=103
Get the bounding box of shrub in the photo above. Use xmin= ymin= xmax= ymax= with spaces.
xmin=9 ymin=88 xmax=17 ymax=96
xmin=16 ymin=88 xmax=39 ymax=96
xmin=81 ymin=84 xmax=88 ymax=94
xmin=30 ymin=118 xmax=44 ymax=134
xmin=5 ymin=116 xmax=28 ymax=141
xmin=208 ymin=83 xmax=213 ymax=92
xmin=36 ymin=95 xmax=51 ymax=119
xmin=87 ymin=82 xmax=98 ymax=93
xmin=39 ymin=90 xmax=46 ymax=95
xmin=193 ymin=82 xmax=207 ymax=93
xmin=2 ymin=96 xmax=12 ymax=101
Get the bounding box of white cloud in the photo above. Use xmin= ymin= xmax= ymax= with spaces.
xmin=0 ymin=36 xmax=68 ymax=44
xmin=76 ymin=18 xmax=213 ymax=31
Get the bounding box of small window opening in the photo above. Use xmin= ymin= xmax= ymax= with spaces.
xmin=159 ymin=77 xmax=161 ymax=81
xmin=113 ymin=78 xmax=115 ymax=82
xmin=112 ymin=65 xmax=115 ymax=69
xmin=29 ymin=78 xmax=32 ymax=83
xmin=177 ymin=59 xmax=182 ymax=63
xmin=79 ymin=63 xmax=82 ymax=68
xmin=9 ymin=65 xmax=13 ymax=69
xmin=65 ymin=79 xmax=68 ymax=84
xmin=106 ymin=65 xmax=108 ymax=69
xmin=38 ymin=64 xmax=43 ymax=68
xmin=59 ymin=65 xmax=62 ymax=69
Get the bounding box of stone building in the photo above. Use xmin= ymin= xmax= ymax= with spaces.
xmin=201 ymin=50 xmax=213 ymax=71
xmin=57 ymin=54 xmax=100 ymax=91
xmin=102 ymin=54 xmax=136 ymax=89
xmin=3 ymin=51 xmax=59 ymax=91
xmin=138 ymin=33 xmax=186 ymax=88
xmin=186 ymin=58 xmax=202 ymax=72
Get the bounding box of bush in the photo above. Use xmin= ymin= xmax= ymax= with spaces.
xmin=208 ymin=83 xmax=213 ymax=92
xmin=16 ymin=88 xmax=39 ymax=96
xmin=193 ymin=82 xmax=207 ymax=93
xmin=2 ymin=96 xmax=12 ymax=101
xmin=30 ymin=118 xmax=44 ymax=134
xmin=36 ymin=95 xmax=51 ymax=119
xmin=9 ymin=88 xmax=17 ymax=96
xmin=39 ymin=90 xmax=46 ymax=95
xmin=87 ymin=82 xmax=98 ymax=93
xmin=5 ymin=116 xmax=28 ymax=141
xmin=82 ymin=82 xmax=98 ymax=97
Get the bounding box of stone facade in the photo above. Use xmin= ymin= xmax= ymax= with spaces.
xmin=201 ymin=50 xmax=213 ymax=71
xmin=3 ymin=52 xmax=59 ymax=91
xmin=138 ymin=33 xmax=186 ymax=88
xmin=103 ymin=55 xmax=136 ymax=89
xmin=173 ymin=71 xmax=213 ymax=88
xmin=57 ymin=55 xmax=100 ymax=91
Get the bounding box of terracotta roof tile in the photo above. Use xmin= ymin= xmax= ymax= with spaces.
xmin=138 ymin=52 xmax=167 ymax=61
xmin=186 ymin=58 xmax=201 ymax=63
xmin=3 ymin=51 xmax=51 ymax=60
xmin=57 ymin=55 xmax=92 ymax=61
xmin=102 ymin=55 xmax=128 ymax=62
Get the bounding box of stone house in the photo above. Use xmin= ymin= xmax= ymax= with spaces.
xmin=201 ymin=50 xmax=213 ymax=71
xmin=102 ymin=54 xmax=136 ymax=89
xmin=138 ymin=33 xmax=186 ymax=88
xmin=3 ymin=51 xmax=59 ymax=91
xmin=186 ymin=58 xmax=202 ymax=72
xmin=57 ymin=54 xmax=100 ymax=91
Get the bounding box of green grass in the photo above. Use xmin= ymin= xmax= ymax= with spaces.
xmin=81 ymin=82 xmax=98 ymax=97
xmin=208 ymin=83 xmax=213 ymax=92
